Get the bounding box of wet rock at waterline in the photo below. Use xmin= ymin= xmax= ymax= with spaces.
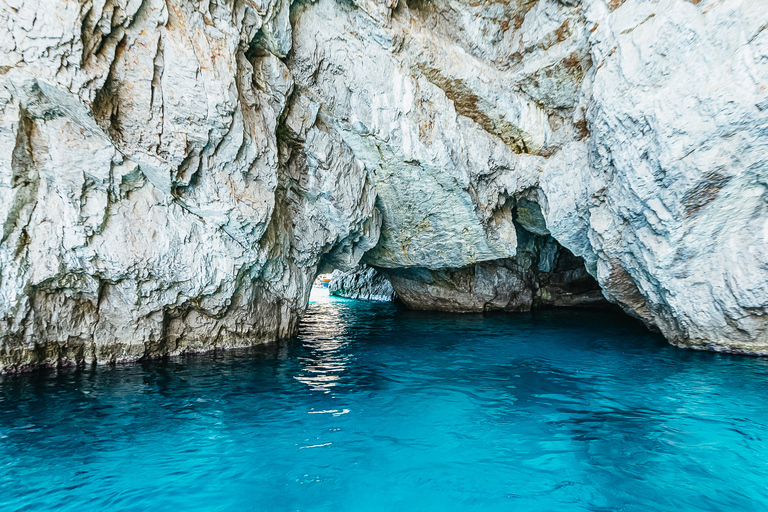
xmin=329 ymin=266 xmax=396 ymax=302
xmin=1 ymin=0 xmax=767 ymax=369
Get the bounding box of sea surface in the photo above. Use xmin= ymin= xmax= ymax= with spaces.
xmin=2 ymin=291 xmax=768 ymax=511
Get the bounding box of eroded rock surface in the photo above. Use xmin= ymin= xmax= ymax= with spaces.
xmin=291 ymin=0 xmax=768 ymax=353
xmin=383 ymin=221 xmax=606 ymax=312
xmin=329 ymin=266 xmax=396 ymax=302
xmin=0 ymin=0 xmax=377 ymax=369
xmin=0 ymin=0 xmax=767 ymax=369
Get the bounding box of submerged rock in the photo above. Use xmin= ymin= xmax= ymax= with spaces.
xmin=329 ymin=266 xmax=396 ymax=302
xmin=0 ymin=0 xmax=767 ymax=369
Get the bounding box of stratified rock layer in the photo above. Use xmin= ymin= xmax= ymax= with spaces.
xmin=329 ymin=266 xmax=396 ymax=302
xmin=0 ymin=0 xmax=767 ymax=369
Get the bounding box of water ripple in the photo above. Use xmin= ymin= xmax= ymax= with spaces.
xmin=1 ymin=299 xmax=768 ymax=511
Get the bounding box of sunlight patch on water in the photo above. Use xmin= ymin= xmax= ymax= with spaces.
xmin=309 ymin=285 xmax=331 ymax=303
xmin=296 ymin=289 xmax=352 ymax=393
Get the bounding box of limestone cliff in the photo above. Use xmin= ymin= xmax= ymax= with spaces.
xmin=0 ymin=0 xmax=378 ymax=368
xmin=1 ymin=0 xmax=767 ymax=369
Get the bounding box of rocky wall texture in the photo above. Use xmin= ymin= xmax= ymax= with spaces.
xmin=383 ymin=222 xmax=607 ymax=313
xmin=0 ymin=0 xmax=378 ymax=370
xmin=0 ymin=0 xmax=767 ymax=370
xmin=290 ymin=0 xmax=768 ymax=353
xmin=329 ymin=265 xmax=396 ymax=302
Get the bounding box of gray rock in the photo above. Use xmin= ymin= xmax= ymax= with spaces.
xmin=383 ymin=226 xmax=607 ymax=312
xmin=329 ymin=266 xmax=396 ymax=302
xmin=0 ymin=0 xmax=377 ymax=370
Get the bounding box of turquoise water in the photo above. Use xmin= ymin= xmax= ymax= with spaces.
xmin=2 ymin=295 xmax=768 ymax=511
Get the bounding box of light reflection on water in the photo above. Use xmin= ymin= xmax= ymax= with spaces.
xmin=308 ymin=285 xmax=331 ymax=303
xmin=295 ymin=297 xmax=351 ymax=393
xmin=1 ymin=297 xmax=768 ymax=511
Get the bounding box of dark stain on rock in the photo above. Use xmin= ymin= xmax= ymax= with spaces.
xmin=4 ymin=108 xmax=40 ymax=256
xmin=683 ymin=171 xmax=732 ymax=216
xmin=518 ymin=52 xmax=589 ymax=110
xmin=554 ymin=19 xmax=571 ymax=43
xmin=604 ymin=260 xmax=651 ymax=320
xmin=574 ymin=118 xmax=590 ymax=139
xmin=92 ymin=36 xmax=128 ymax=143
xmin=620 ymin=14 xmax=656 ymax=35
xmin=608 ymin=0 xmax=627 ymax=11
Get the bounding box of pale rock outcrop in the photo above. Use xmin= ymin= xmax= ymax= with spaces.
xmin=580 ymin=0 xmax=768 ymax=352
xmin=0 ymin=0 xmax=376 ymax=370
xmin=291 ymin=0 xmax=768 ymax=353
xmin=0 ymin=0 xmax=767 ymax=370
xmin=329 ymin=265 xmax=396 ymax=302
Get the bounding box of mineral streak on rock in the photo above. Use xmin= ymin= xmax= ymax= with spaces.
xmin=1 ymin=0 xmax=767 ymax=370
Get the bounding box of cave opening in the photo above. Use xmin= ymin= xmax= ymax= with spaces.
xmin=308 ymin=197 xmax=611 ymax=315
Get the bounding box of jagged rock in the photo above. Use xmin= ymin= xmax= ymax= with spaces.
xmin=580 ymin=0 xmax=768 ymax=352
xmin=383 ymin=223 xmax=607 ymax=312
xmin=291 ymin=0 xmax=768 ymax=353
xmin=0 ymin=0 xmax=376 ymax=370
xmin=0 ymin=0 xmax=767 ymax=370
xmin=329 ymin=265 xmax=396 ymax=302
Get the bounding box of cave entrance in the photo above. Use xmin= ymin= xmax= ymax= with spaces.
xmin=310 ymin=197 xmax=610 ymax=314
xmin=374 ymin=241 xmax=608 ymax=314
xmin=379 ymin=198 xmax=609 ymax=313
xmin=308 ymin=266 xmax=396 ymax=304
xmin=308 ymin=273 xmax=333 ymax=303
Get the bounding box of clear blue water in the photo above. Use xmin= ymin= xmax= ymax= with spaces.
xmin=2 ymin=295 xmax=768 ymax=512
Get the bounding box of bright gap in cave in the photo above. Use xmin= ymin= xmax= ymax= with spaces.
xmin=309 ymin=273 xmax=334 ymax=303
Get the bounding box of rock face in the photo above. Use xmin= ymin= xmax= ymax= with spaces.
xmin=383 ymin=225 xmax=607 ymax=312
xmin=1 ymin=0 xmax=767 ymax=369
xmin=583 ymin=0 xmax=768 ymax=353
xmin=0 ymin=0 xmax=378 ymax=369
xmin=329 ymin=266 xmax=396 ymax=302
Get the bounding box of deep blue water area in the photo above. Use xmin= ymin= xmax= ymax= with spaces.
xmin=2 ymin=295 xmax=768 ymax=511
